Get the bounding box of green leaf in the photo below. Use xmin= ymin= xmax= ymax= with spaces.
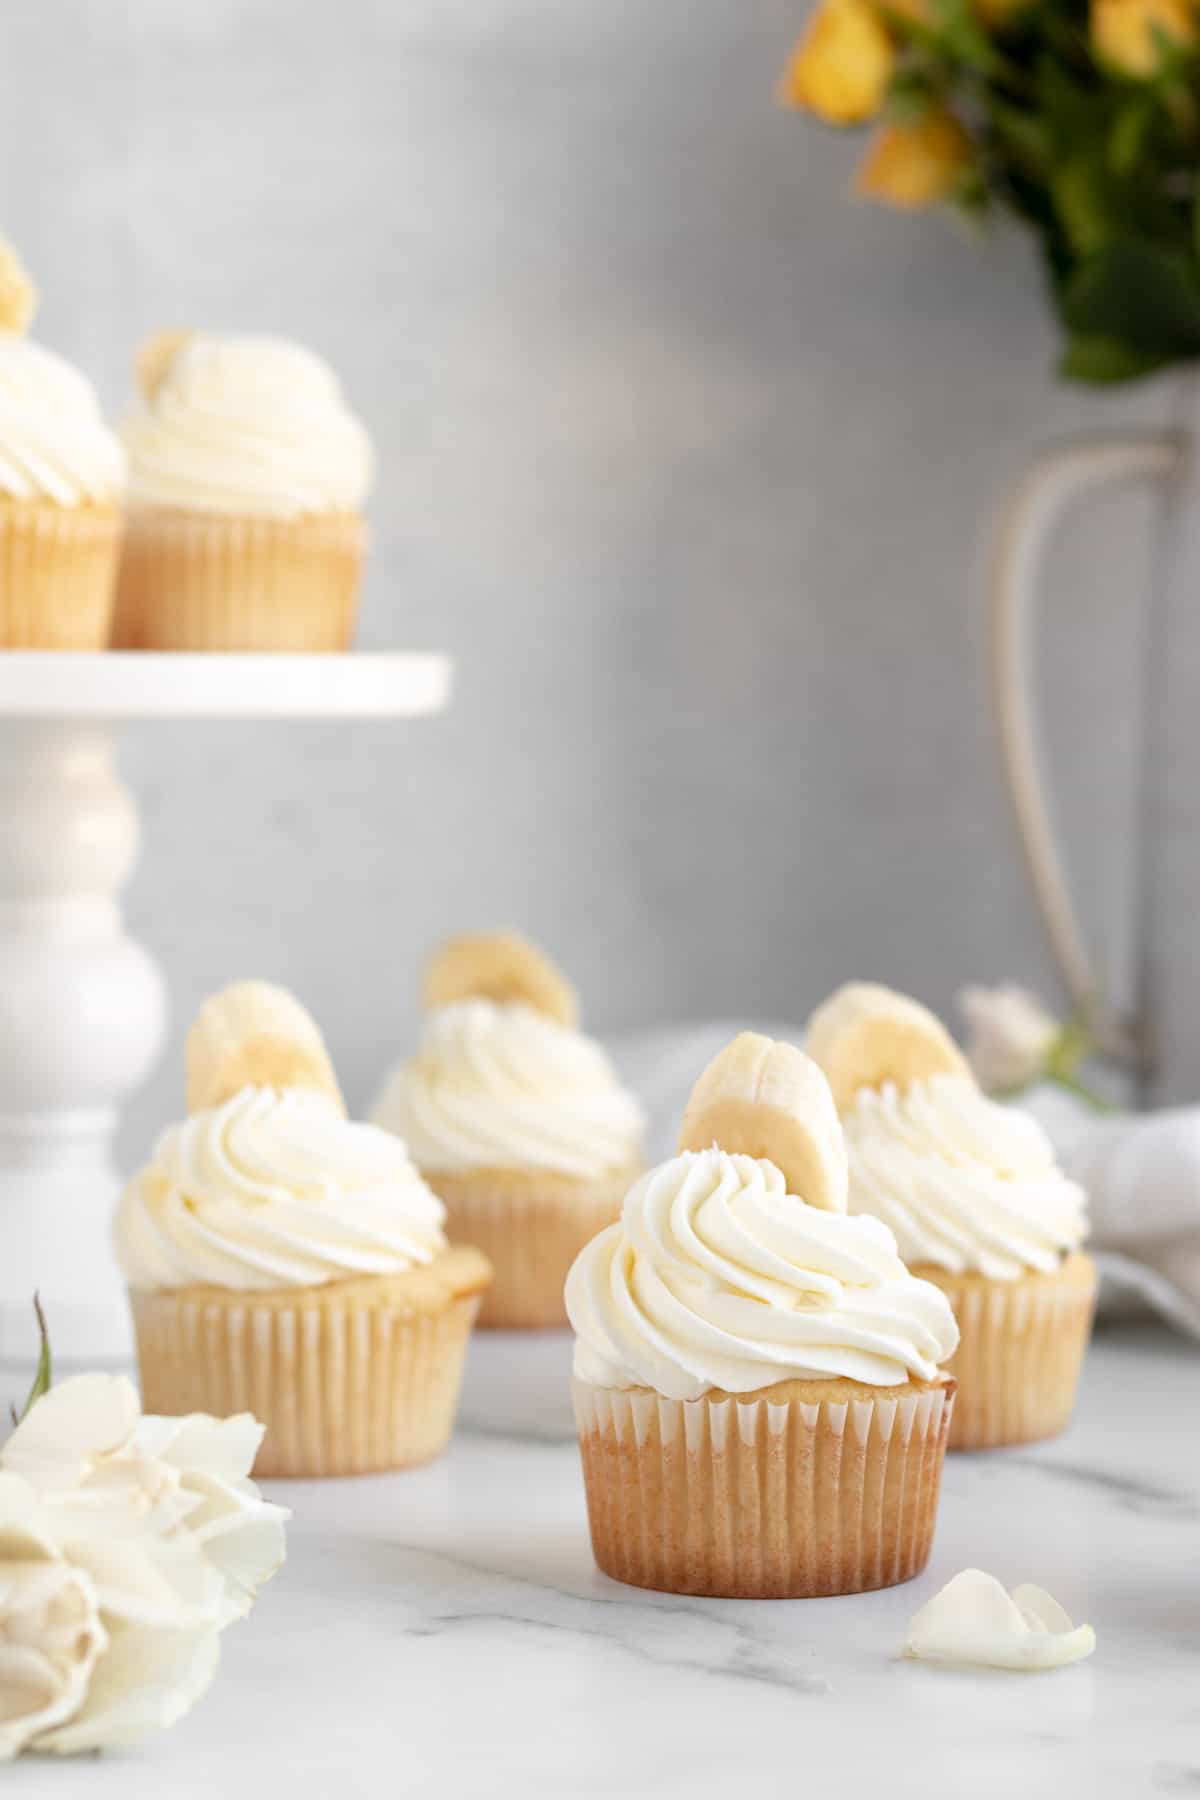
xmin=1061 ymin=240 xmax=1200 ymax=354
xmin=886 ymin=69 xmax=945 ymax=125
xmin=881 ymin=0 xmax=1009 ymax=74
xmin=1059 ymin=332 xmax=1172 ymax=383
xmin=1108 ymin=97 xmax=1155 ymax=177
xmin=988 ymin=98 xmax=1052 ymax=175
xmin=953 ymin=166 xmax=992 ymax=222
xmin=1052 ymin=157 xmax=1116 ymax=256
xmin=12 ymin=1295 xmax=52 ymax=1426
xmin=929 ymin=0 xmax=1004 ymax=74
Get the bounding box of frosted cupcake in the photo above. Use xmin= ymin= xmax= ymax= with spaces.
xmin=566 ymin=1032 xmax=959 ymax=1598
xmin=806 ymin=983 xmax=1095 ymax=1451
xmin=0 ymin=241 xmax=126 ymax=647
xmin=372 ymin=931 xmax=645 ymax=1329
xmin=115 ymin=981 xmax=491 ymax=1477
xmin=114 ymin=331 xmax=372 ymax=649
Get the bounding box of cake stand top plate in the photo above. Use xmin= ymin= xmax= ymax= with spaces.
xmin=0 ymin=652 xmax=451 ymax=720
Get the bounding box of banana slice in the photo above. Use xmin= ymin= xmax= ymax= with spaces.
xmin=136 ymin=328 xmax=193 ymax=402
xmin=805 ymin=982 xmax=971 ymax=1113
xmin=422 ymin=930 xmax=579 ymax=1028
xmin=185 ymin=981 xmax=344 ymax=1114
xmin=0 ymin=241 xmax=36 ymax=336
xmin=676 ymin=1031 xmax=847 ymax=1213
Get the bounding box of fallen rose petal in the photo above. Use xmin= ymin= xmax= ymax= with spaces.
xmin=904 ymin=1568 xmax=1096 ymax=1670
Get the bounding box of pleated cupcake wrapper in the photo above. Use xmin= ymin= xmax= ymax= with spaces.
xmin=0 ymin=502 xmax=122 ymax=648
xmin=573 ymin=1377 xmax=955 ymax=1599
xmin=130 ymin=1287 xmax=479 ymax=1478
xmin=112 ymin=509 xmax=365 ymax=650
xmin=928 ymin=1255 xmax=1097 ymax=1451
xmin=432 ymin=1170 xmax=630 ymax=1330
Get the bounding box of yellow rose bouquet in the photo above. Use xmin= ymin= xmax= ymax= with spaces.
xmin=780 ymin=0 xmax=1200 ymax=380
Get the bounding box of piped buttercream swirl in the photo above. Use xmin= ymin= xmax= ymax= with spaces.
xmin=844 ymin=1074 xmax=1089 ymax=1280
xmin=566 ymin=1148 xmax=959 ymax=1399
xmin=115 ymin=1085 xmax=446 ymax=1293
xmin=123 ymin=334 xmax=372 ymax=519
xmin=0 ymin=337 xmax=126 ymax=505
xmin=371 ymin=1000 xmax=645 ymax=1180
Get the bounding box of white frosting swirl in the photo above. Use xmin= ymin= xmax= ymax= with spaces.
xmin=566 ymin=1148 xmax=959 ymax=1399
xmin=115 ymin=1086 xmax=447 ymax=1292
xmin=844 ymin=1074 xmax=1089 ymax=1280
xmin=371 ymin=1000 xmax=645 ymax=1180
xmin=0 ymin=336 xmax=126 ymax=505
xmin=123 ymin=335 xmax=373 ymax=519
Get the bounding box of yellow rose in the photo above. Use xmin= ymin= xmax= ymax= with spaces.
xmin=778 ymin=0 xmax=896 ymax=126
xmin=856 ymin=111 xmax=971 ymax=208
xmin=1091 ymin=0 xmax=1196 ymax=75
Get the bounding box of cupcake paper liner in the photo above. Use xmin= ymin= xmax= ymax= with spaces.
xmin=573 ymin=1376 xmax=955 ymax=1598
xmin=130 ymin=1284 xmax=480 ymax=1478
xmin=917 ymin=1252 xmax=1097 ymax=1451
xmin=0 ymin=500 xmax=121 ymax=648
xmin=112 ymin=508 xmax=365 ymax=651
xmin=430 ymin=1166 xmax=635 ymax=1330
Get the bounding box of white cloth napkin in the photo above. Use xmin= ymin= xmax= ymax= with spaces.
xmin=608 ymin=1021 xmax=1200 ymax=1340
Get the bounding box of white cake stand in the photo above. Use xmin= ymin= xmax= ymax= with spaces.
xmin=0 ymin=652 xmax=451 ymax=1367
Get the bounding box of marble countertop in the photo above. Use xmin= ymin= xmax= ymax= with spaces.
xmin=15 ymin=1324 xmax=1198 ymax=1797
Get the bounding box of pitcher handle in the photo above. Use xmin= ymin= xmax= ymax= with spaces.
xmin=988 ymin=433 xmax=1183 ymax=1057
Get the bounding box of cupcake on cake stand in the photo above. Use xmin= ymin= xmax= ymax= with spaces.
xmin=0 ymin=649 xmax=450 ymax=1364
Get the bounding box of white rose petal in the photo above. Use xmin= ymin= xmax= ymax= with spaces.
xmin=0 ymin=1562 xmax=107 ymax=1759
xmin=65 ymin=1528 xmax=225 ymax=1631
xmin=130 ymin=1413 xmax=286 ymax=1624
xmin=134 ymin=1411 xmax=264 ymax=1479
xmin=959 ymin=985 xmax=1060 ymax=1093
xmin=0 ymin=1472 xmax=60 ymax=1564
xmin=2 ymin=1374 xmax=139 ymax=1492
xmin=0 ymin=1474 xmax=107 ymax=1762
xmin=34 ymin=1622 xmax=219 ymax=1757
xmin=904 ymin=1568 xmax=1096 ymax=1671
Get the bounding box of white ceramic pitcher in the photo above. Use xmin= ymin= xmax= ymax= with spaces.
xmin=989 ymin=410 xmax=1195 ymax=1085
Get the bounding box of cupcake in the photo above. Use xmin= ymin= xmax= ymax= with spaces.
xmin=806 ymin=982 xmax=1096 ymax=1451
xmin=566 ymin=1031 xmax=959 ymax=1598
xmin=371 ymin=930 xmax=645 ymax=1329
xmin=115 ymin=981 xmax=491 ymax=1477
xmin=0 ymin=241 xmax=126 ymax=647
xmin=113 ymin=331 xmax=372 ymax=650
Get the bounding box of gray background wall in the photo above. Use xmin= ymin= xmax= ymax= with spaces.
xmin=4 ymin=0 xmax=1188 ymax=1156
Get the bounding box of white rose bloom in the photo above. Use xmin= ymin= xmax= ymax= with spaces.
xmin=959 ymin=984 xmax=1060 ymax=1092
xmin=0 ymin=1374 xmax=287 ymax=1757
xmin=3 ymin=1374 xmax=287 ymax=1626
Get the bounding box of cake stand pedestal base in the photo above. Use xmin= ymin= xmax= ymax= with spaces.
xmin=0 ymin=719 xmax=166 ymax=1363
